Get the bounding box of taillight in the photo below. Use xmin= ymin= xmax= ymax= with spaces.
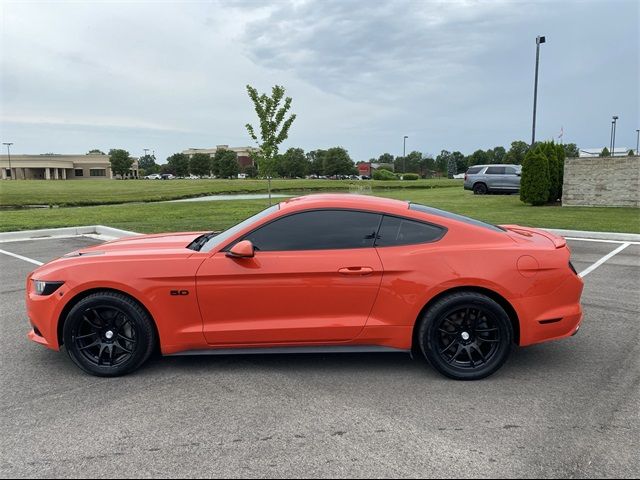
xmin=464 ymin=174 xmax=468 ymax=181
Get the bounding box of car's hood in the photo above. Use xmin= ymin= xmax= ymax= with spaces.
xmin=66 ymin=231 xmax=208 ymax=256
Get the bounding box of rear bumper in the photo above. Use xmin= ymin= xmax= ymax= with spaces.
xmin=515 ymin=273 xmax=584 ymax=347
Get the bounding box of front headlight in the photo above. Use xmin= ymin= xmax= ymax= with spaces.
xmin=33 ymin=280 xmax=64 ymax=296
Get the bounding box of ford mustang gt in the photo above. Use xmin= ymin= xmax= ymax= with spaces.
xmin=26 ymin=194 xmax=583 ymax=380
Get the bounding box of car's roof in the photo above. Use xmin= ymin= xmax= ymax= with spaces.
xmin=468 ymin=164 xmax=521 ymax=168
xmin=280 ymin=194 xmax=409 ymax=214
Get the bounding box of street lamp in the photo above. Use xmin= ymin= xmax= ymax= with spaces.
xmin=636 ymin=129 xmax=639 ymax=156
xmin=611 ymin=116 xmax=618 ymax=157
xmin=403 ymin=135 xmax=408 ymax=173
xmin=143 ymin=148 xmax=149 ymax=157
xmin=531 ymin=35 xmax=546 ymax=146
xmin=2 ymin=142 xmax=13 ymax=180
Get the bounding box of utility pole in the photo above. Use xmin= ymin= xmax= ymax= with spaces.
xmin=531 ymin=35 xmax=546 ymax=146
xmin=2 ymin=142 xmax=13 ymax=180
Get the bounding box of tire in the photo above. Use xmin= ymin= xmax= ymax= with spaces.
xmin=63 ymin=291 xmax=156 ymax=377
xmin=473 ymin=183 xmax=488 ymax=195
xmin=418 ymin=292 xmax=513 ymax=380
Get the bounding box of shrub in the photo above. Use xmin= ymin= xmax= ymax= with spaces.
xmin=520 ymin=148 xmax=550 ymax=206
xmin=402 ymin=173 xmax=419 ymax=180
xmin=544 ymin=142 xmax=559 ymax=202
xmin=555 ymin=144 xmax=566 ymax=200
xmin=373 ymin=168 xmax=397 ymax=181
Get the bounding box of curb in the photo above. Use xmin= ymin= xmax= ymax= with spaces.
xmin=544 ymin=229 xmax=640 ymax=243
xmin=0 ymin=225 xmax=140 ymax=243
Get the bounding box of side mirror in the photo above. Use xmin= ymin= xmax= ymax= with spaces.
xmin=226 ymin=240 xmax=255 ymax=259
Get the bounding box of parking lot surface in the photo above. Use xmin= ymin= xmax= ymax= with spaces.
xmin=1 ymin=236 xmax=638 ymax=478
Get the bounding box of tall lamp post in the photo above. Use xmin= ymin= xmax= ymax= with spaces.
xmin=403 ymin=135 xmax=408 ymax=173
xmin=611 ymin=116 xmax=618 ymax=157
xmin=531 ymin=35 xmax=546 ymax=146
xmin=636 ymin=129 xmax=639 ymax=156
xmin=2 ymin=142 xmax=13 ymax=180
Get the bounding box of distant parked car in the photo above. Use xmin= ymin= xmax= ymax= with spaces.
xmin=186 ymin=174 xmax=200 ymax=180
xmin=464 ymin=164 xmax=522 ymax=194
xmin=161 ymin=174 xmax=175 ymax=180
xmin=144 ymin=174 xmax=162 ymax=180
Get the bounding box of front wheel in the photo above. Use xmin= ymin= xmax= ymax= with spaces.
xmin=419 ymin=292 xmax=513 ymax=380
xmin=63 ymin=291 xmax=156 ymax=377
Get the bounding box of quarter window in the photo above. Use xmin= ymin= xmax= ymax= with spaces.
xmin=375 ymin=216 xmax=445 ymax=247
xmin=241 ymin=210 xmax=382 ymax=251
xmin=466 ymin=166 xmax=483 ymax=174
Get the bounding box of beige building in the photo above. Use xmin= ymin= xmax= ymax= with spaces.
xmin=182 ymin=145 xmax=257 ymax=169
xmin=0 ymin=153 xmax=139 ymax=180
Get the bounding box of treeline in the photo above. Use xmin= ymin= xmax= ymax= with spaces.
xmin=132 ymin=141 xmax=580 ymax=179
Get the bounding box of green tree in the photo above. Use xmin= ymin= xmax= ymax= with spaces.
xmin=87 ymin=149 xmax=106 ymax=155
xmin=242 ymin=164 xmax=258 ymax=178
xmin=600 ymin=147 xmax=611 ymax=157
xmin=245 ymin=84 xmax=296 ymax=202
xmin=555 ymin=144 xmax=566 ymax=201
xmin=435 ymin=150 xmax=452 ymax=174
xmin=451 ymin=151 xmax=466 ymax=174
xmin=278 ymin=148 xmax=308 ymax=178
xmin=216 ymin=149 xmax=240 ymax=178
xmin=520 ymin=147 xmax=550 ymax=206
xmin=447 ymin=157 xmax=457 ymax=178
xmin=324 ymin=147 xmax=356 ymax=176
xmin=138 ymin=154 xmax=159 ymax=174
xmin=543 ymin=142 xmax=560 ymax=202
xmin=377 ymin=153 xmax=395 ymax=164
xmin=394 ymin=151 xmax=423 ymax=173
xmin=167 ymin=153 xmax=190 ymax=177
xmin=307 ymin=149 xmax=327 ymax=176
xmin=504 ymin=141 xmax=529 ymax=165
xmin=189 ymin=153 xmax=211 ymax=177
xmin=487 ymin=146 xmax=506 ymax=164
xmin=628 ymin=149 xmax=635 ymax=156
xmin=563 ymin=143 xmax=579 ymax=158
xmin=108 ymin=149 xmax=134 ymax=178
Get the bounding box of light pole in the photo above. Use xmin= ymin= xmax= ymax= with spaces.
xmin=531 ymin=35 xmax=546 ymax=146
xmin=143 ymin=148 xmax=149 ymax=157
xmin=2 ymin=142 xmax=13 ymax=180
xmin=636 ymin=129 xmax=639 ymax=155
xmin=612 ymin=116 xmax=618 ymax=157
xmin=403 ymin=135 xmax=408 ymax=173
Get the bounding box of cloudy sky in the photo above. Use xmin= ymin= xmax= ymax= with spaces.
xmin=1 ymin=0 xmax=638 ymax=163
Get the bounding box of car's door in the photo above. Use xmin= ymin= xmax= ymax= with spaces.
xmin=196 ymin=209 xmax=384 ymax=345
xmin=504 ymin=166 xmax=520 ymax=190
xmin=485 ymin=166 xmax=506 ymax=189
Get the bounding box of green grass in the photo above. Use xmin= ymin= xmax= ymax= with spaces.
xmin=0 ymin=178 xmax=460 ymax=207
xmin=2 ymin=189 xmax=638 ymax=234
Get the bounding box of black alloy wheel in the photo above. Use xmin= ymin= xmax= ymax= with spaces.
xmin=63 ymin=291 xmax=156 ymax=377
xmin=419 ymin=292 xmax=513 ymax=380
xmin=473 ymin=183 xmax=488 ymax=195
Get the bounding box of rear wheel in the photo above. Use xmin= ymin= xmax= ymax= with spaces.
xmin=419 ymin=292 xmax=513 ymax=380
xmin=63 ymin=291 xmax=156 ymax=377
xmin=473 ymin=183 xmax=488 ymax=195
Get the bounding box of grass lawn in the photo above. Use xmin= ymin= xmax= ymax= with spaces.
xmin=0 ymin=178 xmax=460 ymax=207
xmin=2 ymin=189 xmax=638 ymax=234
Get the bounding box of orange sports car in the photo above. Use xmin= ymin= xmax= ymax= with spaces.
xmin=26 ymin=194 xmax=583 ymax=380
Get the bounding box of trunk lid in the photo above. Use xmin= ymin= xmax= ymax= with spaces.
xmin=500 ymin=225 xmax=567 ymax=249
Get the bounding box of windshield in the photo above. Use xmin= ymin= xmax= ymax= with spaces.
xmin=200 ymin=204 xmax=280 ymax=252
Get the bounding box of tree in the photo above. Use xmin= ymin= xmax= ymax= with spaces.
xmin=600 ymin=147 xmax=611 ymax=157
xmin=307 ymin=149 xmax=327 ymax=176
xmin=245 ymin=84 xmax=296 ymax=202
xmin=167 ymin=153 xmax=190 ymax=177
xmin=138 ymin=154 xmax=159 ymax=174
xmin=504 ymin=141 xmax=529 ymax=165
xmin=394 ymin=150 xmax=423 ymax=173
xmin=216 ymin=149 xmax=239 ymax=178
xmin=467 ymin=149 xmax=490 ymax=168
xmin=108 ymin=149 xmax=134 ymax=178
xmin=189 ymin=153 xmax=211 ymax=177
xmin=435 ymin=150 xmax=452 ymax=174
xmin=324 ymin=147 xmax=356 ymax=176
xmin=447 ymin=157 xmax=457 ymax=178
xmin=520 ymin=147 xmax=550 ymax=206
xmin=563 ymin=143 xmax=579 ymax=158
xmin=628 ymin=149 xmax=635 ymax=156
xmin=87 ymin=149 xmax=105 ymax=155
xmin=278 ymin=148 xmax=308 ymax=178
xmin=487 ymin=146 xmax=506 ymax=164
xmin=451 ymin=151 xmax=466 ymax=174
xmin=377 ymin=153 xmax=395 ymax=164
xmin=543 ymin=142 xmax=560 ymax=202
xmin=555 ymin=144 xmax=566 ymax=201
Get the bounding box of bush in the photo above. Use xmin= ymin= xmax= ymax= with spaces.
xmin=544 ymin=142 xmax=559 ymax=202
xmin=555 ymin=144 xmax=566 ymax=200
xmin=520 ymin=148 xmax=550 ymax=206
xmin=373 ymin=168 xmax=397 ymax=181
xmin=402 ymin=173 xmax=419 ymax=180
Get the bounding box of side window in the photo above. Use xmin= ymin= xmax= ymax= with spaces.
xmin=242 ymin=210 xmax=382 ymax=251
xmin=375 ymin=216 xmax=445 ymax=247
xmin=485 ymin=167 xmax=506 ymax=175
xmin=504 ymin=166 xmax=517 ymax=175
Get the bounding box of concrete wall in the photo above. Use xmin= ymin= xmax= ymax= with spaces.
xmin=562 ymin=156 xmax=640 ymax=207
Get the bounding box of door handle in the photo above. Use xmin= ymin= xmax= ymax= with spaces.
xmin=338 ymin=266 xmax=374 ymax=276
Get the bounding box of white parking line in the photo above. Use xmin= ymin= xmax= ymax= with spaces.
xmin=578 ymin=243 xmax=631 ymax=278
xmin=0 ymin=249 xmax=44 ymax=266
xmin=566 ymin=237 xmax=640 ymax=245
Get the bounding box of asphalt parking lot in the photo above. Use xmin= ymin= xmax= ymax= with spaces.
xmin=1 ymin=235 xmax=638 ymax=478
